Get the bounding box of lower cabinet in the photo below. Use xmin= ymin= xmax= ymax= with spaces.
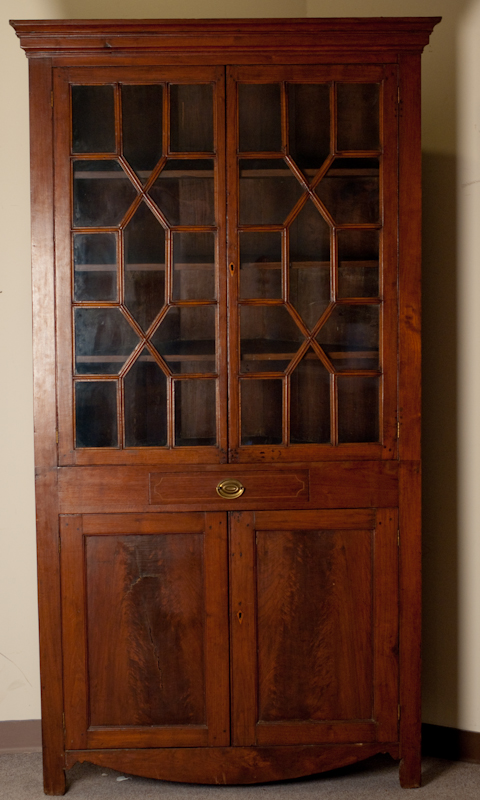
xmin=60 ymin=507 xmax=399 ymax=779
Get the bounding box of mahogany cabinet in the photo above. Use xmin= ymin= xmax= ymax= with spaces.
xmin=12 ymin=17 xmax=440 ymax=795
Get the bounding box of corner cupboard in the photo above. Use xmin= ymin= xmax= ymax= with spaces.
xmin=11 ymin=17 xmax=440 ymax=794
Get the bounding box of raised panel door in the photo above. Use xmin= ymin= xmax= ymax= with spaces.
xmin=230 ymin=508 xmax=399 ymax=746
xmin=60 ymin=512 xmax=229 ymax=748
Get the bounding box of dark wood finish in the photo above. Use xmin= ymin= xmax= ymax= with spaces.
xmin=231 ymin=509 xmax=398 ymax=747
xmin=65 ymin=743 xmax=400 ymax=783
xmin=61 ymin=512 xmax=229 ymax=750
xmin=57 ymin=462 xmax=398 ymax=512
xmin=150 ymin=469 xmax=309 ymax=504
xmin=11 ymin=17 xmax=439 ymax=794
xmin=398 ymin=53 xmax=422 ymax=463
xmin=12 ymin=18 xmax=441 ymax=61
xmin=28 ymin=57 xmax=66 ymax=797
xmin=399 ymin=461 xmax=422 ymax=788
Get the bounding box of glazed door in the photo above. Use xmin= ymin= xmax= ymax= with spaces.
xmin=60 ymin=512 xmax=229 ymax=749
xmin=227 ymin=65 xmax=398 ymax=462
xmin=230 ymin=509 xmax=399 ymax=745
xmin=53 ymin=65 xmax=227 ymax=466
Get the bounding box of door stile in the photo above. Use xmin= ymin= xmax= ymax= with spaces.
xmin=229 ymin=511 xmax=258 ymax=745
xmin=226 ymin=67 xmax=241 ymax=460
xmin=60 ymin=515 xmax=88 ymax=750
xmin=204 ymin=512 xmax=230 ymax=746
xmin=373 ymin=507 xmax=399 ymax=741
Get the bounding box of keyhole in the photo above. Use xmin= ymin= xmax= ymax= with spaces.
xmin=229 ymin=262 xmax=235 ymax=275
xmin=237 ymin=611 xmax=243 ymax=624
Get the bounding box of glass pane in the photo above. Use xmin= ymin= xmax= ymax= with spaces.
xmin=240 ymin=305 xmax=304 ymax=373
xmin=338 ymin=376 xmax=379 ymax=443
xmin=124 ymin=202 xmax=166 ymax=331
xmin=152 ymin=305 xmax=216 ymax=374
xmin=74 ymin=307 xmax=140 ymax=375
xmin=72 ymin=85 xmax=115 ymax=154
xmin=317 ymin=305 xmax=379 ymax=371
xmin=241 ymin=379 xmax=282 ymax=445
xmin=289 ymin=201 xmax=331 ymax=329
xmin=75 ymin=381 xmax=117 ymax=447
xmin=315 ymin=158 xmax=379 ymax=225
xmin=288 ymin=83 xmax=330 ymax=174
xmin=172 ymin=232 xmax=215 ymax=301
xmin=337 ymin=83 xmax=380 ymax=151
xmin=175 ymin=380 xmax=216 ymax=446
xmin=124 ymin=350 xmax=167 ymax=447
xmin=290 ymin=350 xmax=330 ymax=444
xmin=239 ymin=231 xmax=282 ymax=300
xmin=149 ymin=160 xmax=214 ymax=226
xmin=238 ymin=84 xmax=281 ymax=152
xmin=170 ymin=84 xmax=214 ymax=152
xmin=239 ymin=159 xmax=304 ymax=225
xmin=73 ymin=233 xmax=117 ymax=302
xmin=73 ymin=160 xmax=137 ymax=228
xmin=122 ymin=84 xmax=163 ymax=181
xmin=338 ymin=229 xmax=379 ymax=298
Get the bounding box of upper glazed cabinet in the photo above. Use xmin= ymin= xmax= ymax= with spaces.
xmin=12 ymin=18 xmax=439 ymax=796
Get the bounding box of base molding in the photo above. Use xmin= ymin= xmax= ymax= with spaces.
xmin=422 ymin=723 xmax=480 ymax=763
xmin=0 ymin=719 xmax=42 ymax=753
xmin=66 ymin=744 xmax=400 ymax=784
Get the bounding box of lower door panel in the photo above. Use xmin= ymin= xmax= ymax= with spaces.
xmin=60 ymin=512 xmax=229 ymax=749
xmin=230 ymin=508 xmax=399 ymax=746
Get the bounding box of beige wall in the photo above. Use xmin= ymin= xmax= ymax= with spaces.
xmin=0 ymin=0 xmax=474 ymax=732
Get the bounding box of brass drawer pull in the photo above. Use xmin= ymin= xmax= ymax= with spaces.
xmin=216 ymin=478 xmax=245 ymax=499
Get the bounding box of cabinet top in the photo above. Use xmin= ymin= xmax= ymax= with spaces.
xmin=11 ymin=17 xmax=441 ymax=59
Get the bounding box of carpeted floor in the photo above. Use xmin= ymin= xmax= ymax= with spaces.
xmin=1 ymin=753 xmax=480 ymax=799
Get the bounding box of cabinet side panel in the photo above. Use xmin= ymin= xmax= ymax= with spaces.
xmin=399 ymin=461 xmax=422 ymax=787
xmin=398 ymin=54 xmax=422 ymax=461
xmin=29 ymin=57 xmax=66 ymax=796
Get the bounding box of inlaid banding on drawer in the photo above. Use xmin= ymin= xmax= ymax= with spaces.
xmin=149 ymin=471 xmax=309 ymax=505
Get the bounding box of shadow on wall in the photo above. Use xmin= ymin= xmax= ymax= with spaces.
xmin=422 ymin=153 xmax=458 ymax=728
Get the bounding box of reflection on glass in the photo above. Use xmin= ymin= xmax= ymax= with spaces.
xmin=75 ymin=381 xmax=117 ymax=448
xmin=170 ymin=84 xmax=214 ymax=152
xmin=241 ymin=379 xmax=283 ymax=445
xmin=290 ymin=350 xmax=331 ymax=444
xmin=73 ymin=160 xmax=137 ymax=228
xmin=239 ymin=231 xmax=282 ymax=300
xmin=124 ymin=202 xmax=166 ymax=331
xmin=175 ymin=380 xmax=216 ymax=446
xmin=74 ymin=307 xmax=140 ymax=375
xmin=151 ymin=305 xmax=216 ymax=374
xmin=289 ymin=201 xmax=330 ymax=328
xmin=315 ymin=158 xmax=379 ymax=225
xmin=338 ymin=229 xmax=379 ymax=298
xmin=288 ymin=83 xmax=330 ymax=173
xmin=338 ymin=376 xmax=379 ymax=442
xmin=337 ymin=83 xmax=380 ymax=151
xmin=238 ymin=84 xmax=282 ymax=152
xmin=240 ymin=305 xmax=304 ymax=373
xmin=172 ymin=232 xmax=215 ymax=301
xmin=124 ymin=350 xmax=167 ymax=447
xmin=122 ymin=84 xmax=163 ymax=181
xmin=239 ymin=159 xmax=304 ymax=225
xmin=74 ymin=232 xmax=117 ymax=301
xmin=72 ymin=85 xmax=115 ymax=154
xmin=317 ymin=305 xmax=379 ymax=371
xmin=149 ymin=160 xmax=215 ymax=226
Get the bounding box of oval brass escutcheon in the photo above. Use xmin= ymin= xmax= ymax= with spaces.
xmin=216 ymin=478 xmax=245 ymax=499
